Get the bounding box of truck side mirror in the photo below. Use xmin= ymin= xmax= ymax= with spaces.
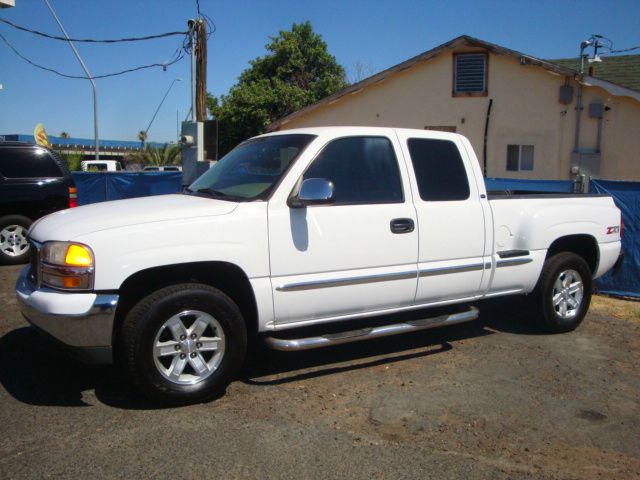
xmin=288 ymin=178 xmax=335 ymax=208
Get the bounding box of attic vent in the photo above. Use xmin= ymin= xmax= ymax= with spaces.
xmin=454 ymin=53 xmax=487 ymax=94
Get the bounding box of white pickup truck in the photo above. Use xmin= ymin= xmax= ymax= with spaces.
xmin=16 ymin=127 xmax=622 ymax=404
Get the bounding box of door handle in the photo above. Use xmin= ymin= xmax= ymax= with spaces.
xmin=390 ymin=218 xmax=415 ymax=234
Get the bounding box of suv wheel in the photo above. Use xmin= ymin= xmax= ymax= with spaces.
xmin=0 ymin=215 xmax=32 ymax=265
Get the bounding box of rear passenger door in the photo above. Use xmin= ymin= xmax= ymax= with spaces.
xmin=396 ymin=132 xmax=487 ymax=304
xmin=268 ymin=134 xmax=419 ymax=327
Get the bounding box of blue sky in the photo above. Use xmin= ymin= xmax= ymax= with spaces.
xmin=0 ymin=0 xmax=638 ymax=143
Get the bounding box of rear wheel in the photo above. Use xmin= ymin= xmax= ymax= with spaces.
xmin=0 ymin=215 xmax=32 ymax=265
xmin=531 ymin=252 xmax=592 ymax=333
xmin=120 ymin=283 xmax=247 ymax=405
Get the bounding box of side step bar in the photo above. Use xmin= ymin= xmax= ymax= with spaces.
xmin=263 ymin=306 xmax=479 ymax=352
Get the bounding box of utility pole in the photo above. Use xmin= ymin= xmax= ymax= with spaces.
xmin=44 ymin=0 xmax=99 ymax=160
xmin=195 ymin=19 xmax=207 ymax=122
xmin=188 ymin=19 xmax=196 ymax=122
xmin=181 ymin=17 xmax=207 ymax=185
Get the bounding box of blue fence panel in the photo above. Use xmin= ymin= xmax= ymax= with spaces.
xmin=72 ymin=172 xmax=182 ymax=206
xmin=590 ymin=179 xmax=640 ymax=298
xmin=485 ymin=178 xmax=575 ymax=193
xmin=71 ymin=173 xmax=636 ymax=297
xmin=72 ymin=172 xmax=108 ymax=205
xmin=106 ymin=172 xmax=182 ymax=201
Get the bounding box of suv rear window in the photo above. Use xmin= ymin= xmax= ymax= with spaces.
xmin=0 ymin=147 xmax=65 ymax=179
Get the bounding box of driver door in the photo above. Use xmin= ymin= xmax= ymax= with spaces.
xmin=268 ymin=134 xmax=419 ymax=327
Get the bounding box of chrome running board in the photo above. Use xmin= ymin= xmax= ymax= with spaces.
xmin=263 ymin=306 xmax=479 ymax=352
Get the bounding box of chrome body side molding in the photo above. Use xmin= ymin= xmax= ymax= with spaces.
xmin=275 ymin=270 xmax=417 ymax=292
xmin=276 ymin=262 xmax=489 ymax=292
xmin=496 ymin=258 xmax=533 ymax=268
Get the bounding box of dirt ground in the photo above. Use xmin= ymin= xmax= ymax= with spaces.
xmin=1 ymin=264 xmax=639 ymax=479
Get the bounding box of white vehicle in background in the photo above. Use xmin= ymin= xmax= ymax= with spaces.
xmin=143 ymin=165 xmax=182 ymax=172
xmin=16 ymin=127 xmax=623 ymax=405
xmin=81 ymin=160 xmax=122 ymax=172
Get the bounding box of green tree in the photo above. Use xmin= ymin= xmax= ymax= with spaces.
xmin=59 ymin=131 xmax=70 ymax=138
xmin=54 ymin=150 xmax=83 ymax=171
xmin=137 ymin=130 xmax=148 ymax=147
xmin=134 ymin=143 xmax=181 ymax=166
xmin=207 ymin=21 xmax=347 ymax=155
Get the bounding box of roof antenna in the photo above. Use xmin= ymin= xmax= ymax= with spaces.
xmin=580 ymin=34 xmax=604 ymax=73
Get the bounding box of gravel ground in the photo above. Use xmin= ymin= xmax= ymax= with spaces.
xmin=1 ymin=264 xmax=639 ymax=479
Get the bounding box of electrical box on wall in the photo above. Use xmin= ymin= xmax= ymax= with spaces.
xmin=588 ymin=102 xmax=604 ymax=119
xmin=203 ymin=119 xmax=219 ymax=161
xmin=181 ymin=121 xmax=204 ymax=186
xmin=571 ymin=152 xmax=601 ymax=177
xmin=559 ymin=85 xmax=574 ymax=104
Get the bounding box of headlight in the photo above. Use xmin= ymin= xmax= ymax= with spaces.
xmin=40 ymin=241 xmax=94 ymax=290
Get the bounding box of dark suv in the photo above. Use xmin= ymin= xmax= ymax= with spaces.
xmin=0 ymin=142 xmax=76 ymax=264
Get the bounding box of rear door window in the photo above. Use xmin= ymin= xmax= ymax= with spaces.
xmin=407 ymin=138 xmax=470 ymax=201
xmin=0 ymin=147 xmax=64 ymax=178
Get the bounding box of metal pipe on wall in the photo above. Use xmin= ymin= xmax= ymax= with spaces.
xmin=482 ymin=98 xmax=493 ymax=177
xmin=573 ymin=82 xmax=583 ymax=152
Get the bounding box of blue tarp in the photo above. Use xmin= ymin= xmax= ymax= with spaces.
xmin=485 ymin=177 xmax=575 ymax=193
xmin=590 ymin=179 xmax=640 ymax=298
xmin=71 ymin=172 xmax=182 ymax=206
xmin=71 ymin=173 xmax=637 ymax=298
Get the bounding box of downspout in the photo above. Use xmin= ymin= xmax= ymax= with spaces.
xmin=482 ymin=98 xmax=493 ymax=177
xmin=573 ymin=81 xmax=583 ymax=152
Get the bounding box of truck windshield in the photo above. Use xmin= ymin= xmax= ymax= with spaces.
xmin=188 ymin=134 xmax=316 ymax=201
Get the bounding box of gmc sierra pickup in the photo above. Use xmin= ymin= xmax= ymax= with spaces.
xmin=16 ymin=127 xmax=622 ymax=404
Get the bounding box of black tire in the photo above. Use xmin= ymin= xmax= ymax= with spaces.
xmin=120 ymin=283 xmax=247 ymax=405
xmin=0 ymin=215 xmax=32 ymax=265
xmin=530 ymin=252 xmax=592 ymax=333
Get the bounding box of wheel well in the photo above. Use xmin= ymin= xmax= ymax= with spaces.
xmin=113 ymin=262 xmax=258 ymax=346
xmin=546 ymin=235 xmax=599 ymax=274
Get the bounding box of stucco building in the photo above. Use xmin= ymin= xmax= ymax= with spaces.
xmin=268 ymin=36 xmax=640 ymax=181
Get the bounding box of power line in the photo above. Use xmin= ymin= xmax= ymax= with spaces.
xmin=0 ymin=17 xmax=188 ymax=43
xmin=610 ymin=45 xmax=640 ymax=53
xmin=0 ymin=32 xmax=185 ymax=79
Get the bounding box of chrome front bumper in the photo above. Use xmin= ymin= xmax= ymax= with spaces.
xmin=15 ymin=266 xmax=118 ymax=364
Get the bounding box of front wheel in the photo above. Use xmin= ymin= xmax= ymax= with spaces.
xmin=120 ymin=283 xmax=247 ymax=405
xmin=531 ymin=252 xmax=592 ymax=333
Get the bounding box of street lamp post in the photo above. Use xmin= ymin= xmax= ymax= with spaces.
xmin=44 ymin=0 xmax=99 ymax=160
xmin=144 ymin=78 xmax=182 ymax=140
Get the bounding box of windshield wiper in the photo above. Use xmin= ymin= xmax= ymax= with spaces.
xmin=196 ymin=187 xmax=229 ymax=198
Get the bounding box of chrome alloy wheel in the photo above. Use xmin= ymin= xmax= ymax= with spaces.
xmin=153 ymin=310 xmax=226 ymax=385
xmin=552 ymin=269 xmax=584 ymax=319
xmin=0 ymin=225 xmax=29 ymax=257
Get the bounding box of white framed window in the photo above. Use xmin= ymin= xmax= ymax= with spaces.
xmin=454 ymin=53 xmax=487 ymax=95
xmin=506 ymin=145 xmax=534 ymax=171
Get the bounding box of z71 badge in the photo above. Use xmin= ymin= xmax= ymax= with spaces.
xmin=607 ymin=226 xmax=620 ymax=234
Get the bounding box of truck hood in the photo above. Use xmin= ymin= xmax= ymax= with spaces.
xmin=29 ymin=194 xmax=239 ymax=241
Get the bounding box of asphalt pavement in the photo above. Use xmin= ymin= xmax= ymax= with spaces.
xmin=1 ymin=264 xmax=639 ymax=479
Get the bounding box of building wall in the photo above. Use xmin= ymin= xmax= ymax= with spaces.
xmin=279 ymin=48 xmax=640 ymax=180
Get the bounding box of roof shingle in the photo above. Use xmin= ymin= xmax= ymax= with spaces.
xmin=549 ymin=55 xmax=640 ymax=92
